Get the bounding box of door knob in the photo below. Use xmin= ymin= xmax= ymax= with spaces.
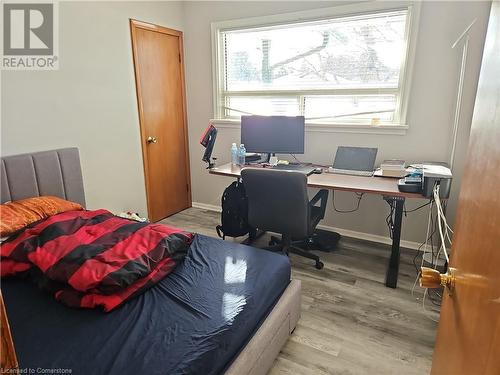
xmin=420 ymin=267 xmax=456 ymax=295
xmin=147 ymin=136 xmax=157 ymax=144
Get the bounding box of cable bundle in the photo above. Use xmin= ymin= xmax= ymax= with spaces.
xmin=411 ymin=183 xmax=452 ymax=320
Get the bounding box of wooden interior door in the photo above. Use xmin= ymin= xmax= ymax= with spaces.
xmin=431 ymin=3 xmax=499 ymax=374
xmin=130 ymin=20 xmax=191 ymax=222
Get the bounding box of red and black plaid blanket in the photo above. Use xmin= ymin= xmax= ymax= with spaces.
xmin=1 ymin=209 xmax=193 ymax=311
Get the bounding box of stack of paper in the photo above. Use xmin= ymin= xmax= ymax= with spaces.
xmin=380 ymin=159 xmax=407 ymax=178
xmin=422 ymin=164 xmax=452 ymax=178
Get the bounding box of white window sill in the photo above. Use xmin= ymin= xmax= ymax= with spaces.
xmin=210 ymin=119 xmax=409 ymax=135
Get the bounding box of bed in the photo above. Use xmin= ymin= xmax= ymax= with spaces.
xmin=0 ymin=148 xmax=301 ymax=375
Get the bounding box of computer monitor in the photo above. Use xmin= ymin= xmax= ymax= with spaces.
xmin=241 ymin=115 xmax=305 ymax=154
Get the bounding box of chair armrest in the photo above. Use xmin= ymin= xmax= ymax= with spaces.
xmin=309 ymin=189 xmax=329 ymax=218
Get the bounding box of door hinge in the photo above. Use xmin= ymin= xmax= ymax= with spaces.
xmin=186 ymin=183 xmax=189 ymax=192
xmin=178 ymin=53 xmax=181 ymax=63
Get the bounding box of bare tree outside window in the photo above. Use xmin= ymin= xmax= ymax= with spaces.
xmin=218 ymin=9 xmax=410 ymax=125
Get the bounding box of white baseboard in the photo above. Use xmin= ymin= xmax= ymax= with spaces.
xmin=316 ymin=223 xmax=428 ymax=251
xmin=192 ymin=202 xmax=222 ymax=212
xmin=192 ymin=201 xmax=427 ymax=251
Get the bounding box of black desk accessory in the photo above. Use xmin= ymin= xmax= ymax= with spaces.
xmin=200 ymin=124 xmax=218 ymax=169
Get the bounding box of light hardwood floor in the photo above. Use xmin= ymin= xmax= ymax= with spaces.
xmin=162 ymin=207 xmax=439 ymax=375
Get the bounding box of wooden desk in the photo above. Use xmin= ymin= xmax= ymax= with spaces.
xmin=209 ymin=163 xmax=426 ymax=288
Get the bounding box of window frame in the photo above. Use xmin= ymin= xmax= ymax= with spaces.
xmin=211 ymin=1 xmax=421 ymax=134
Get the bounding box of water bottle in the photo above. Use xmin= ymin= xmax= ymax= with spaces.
xmin=231 ymin=143 xmax=238 ymax=166
xmin=238 ymin=144 xmax=246 ymax=166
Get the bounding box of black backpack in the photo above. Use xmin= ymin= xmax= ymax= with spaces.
xmin=216 ymin=180 xmax=250 ymax=240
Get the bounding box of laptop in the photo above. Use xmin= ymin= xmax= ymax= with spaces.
xmin=331 ymin=146 xmax=378 ymax=176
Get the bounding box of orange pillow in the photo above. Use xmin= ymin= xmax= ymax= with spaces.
xmin=0 ymin=196 xmax=83 ymax=237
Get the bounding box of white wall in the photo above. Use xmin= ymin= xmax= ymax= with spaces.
xmin=1 ymin=1 xmax=184 ymax=215
xmin=183 ymin=1 xmax=491 ymax=244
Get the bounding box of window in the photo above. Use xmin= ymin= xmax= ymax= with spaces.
xmin=212 ymin=3 xmax=418 ymax=128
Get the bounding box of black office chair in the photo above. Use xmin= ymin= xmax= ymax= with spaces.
xmin=241 ymin=168 xmax=328 ymax=269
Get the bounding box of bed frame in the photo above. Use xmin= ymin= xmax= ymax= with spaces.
xmin=0 ymin=148 xmax=301 ymax=375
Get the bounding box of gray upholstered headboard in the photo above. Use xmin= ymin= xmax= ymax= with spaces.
xmin=1 ymin=148 xmax=86 ymax=207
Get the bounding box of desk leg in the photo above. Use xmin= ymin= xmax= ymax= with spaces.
xmin=385 ymin=197 xmax=405 ymax=288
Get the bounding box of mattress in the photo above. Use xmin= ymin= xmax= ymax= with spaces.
xmin=2 ymin=234 xmax=291 ymax=375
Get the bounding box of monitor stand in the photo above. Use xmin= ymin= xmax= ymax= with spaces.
xmin=268 ymin=153 xmax=278 ymax=166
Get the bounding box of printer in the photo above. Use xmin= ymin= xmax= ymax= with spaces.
xmin=398 ymin=163 xmax=452 ymax=198
xmin=422 ymin=164 xmax=452 ymax=198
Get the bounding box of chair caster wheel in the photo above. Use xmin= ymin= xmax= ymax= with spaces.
xmin=315 ymin=261 xmax=324 ymax=270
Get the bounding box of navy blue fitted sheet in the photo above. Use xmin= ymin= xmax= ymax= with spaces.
xmin=2 ymin=234 xmax=291 ymax=375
